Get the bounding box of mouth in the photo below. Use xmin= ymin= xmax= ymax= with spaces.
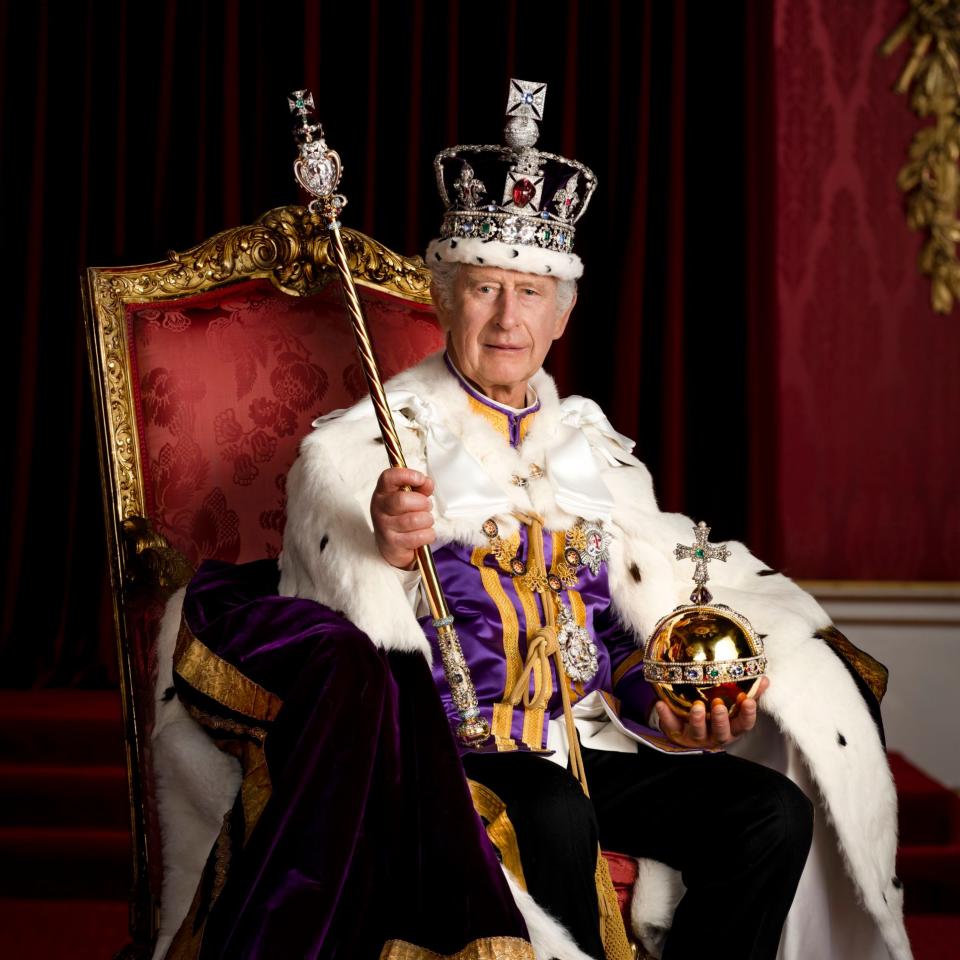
xmin=483 ymin=343 xmax=526 ymax=352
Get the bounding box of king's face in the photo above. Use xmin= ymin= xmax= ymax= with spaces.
xmin=438 ymin=264 xmax=574 ymax=407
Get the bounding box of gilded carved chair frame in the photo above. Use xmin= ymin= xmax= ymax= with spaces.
xmin=81 ymin=206 xmax=433 ymax=954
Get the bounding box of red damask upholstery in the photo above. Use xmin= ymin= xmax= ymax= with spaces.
xmin=84 ymin=221 xmax=444 ymax=955
xmin=127 ymin=277 xmax=443 ymax=567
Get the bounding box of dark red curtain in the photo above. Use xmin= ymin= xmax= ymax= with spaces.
xmin=0 ymin=0 xmax=774 ymax=687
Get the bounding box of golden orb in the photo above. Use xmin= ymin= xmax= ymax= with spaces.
xmin=642 ymin=604 xmax=766 ymax=719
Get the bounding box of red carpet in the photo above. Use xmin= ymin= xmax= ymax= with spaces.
xmin=0 ymin=690 xmax=957 ymax=958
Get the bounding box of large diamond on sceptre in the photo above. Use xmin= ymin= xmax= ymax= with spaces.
xmin=642 ymin=522 xmax=767 ymax=719
xmin=289 ymin=89 xmax=346 ymax=222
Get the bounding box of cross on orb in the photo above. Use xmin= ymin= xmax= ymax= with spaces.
xmin=674 ymin=521 xmax=731 ymax=604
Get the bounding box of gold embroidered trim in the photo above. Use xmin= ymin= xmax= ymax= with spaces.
xmin=511 ymin=574 xmax=548 ymax=751
xmin=467 ymin=779 xmax=528 ymax=891
xmin=174 ymin=618 xmax=284 ymax=722
xmin=565 ymin=588 xmax=589 ymax=705
xmin=566 ymin=523 xmax=588 ymax=553
xmin=464 ymin=394 xmax=538 ymax=447
xmin=599 ymin=689 xmax=623 ymax=715
xmin=380 ymin=937 xmax=535 ymax=960
xmin=183 ymin=702 xmax=274 ymax=845
xmin=550 ymin=530 xmax=579 ymax=589
xmin=595 ymin=849 xmax=634 ymax=960
xmin=185 ymin=708 xmax=268 ymax=743
xmin=466 ymin=394 xmax=511 ymax=440
xmin=817 ymin=625 xmax=889 ymax=703
xmin=211 ymin=809 xmax=232 ymax=905
xmin=612 ymin=648 xmax=646 ymax=687
xmin=472 ymin=546 xmax=521 ymax=748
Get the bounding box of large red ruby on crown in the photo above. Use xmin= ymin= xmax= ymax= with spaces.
xmin=512 ymin=179 xmax=535 ymax=207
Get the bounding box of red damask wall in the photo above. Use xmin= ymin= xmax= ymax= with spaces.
xmin=774 ymin=0 xmax=960 ymax=580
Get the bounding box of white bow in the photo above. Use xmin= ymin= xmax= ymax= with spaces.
xmin=314 ymin=392 xmax=511 ymax=519
xmin=315 ymin=392 xmax=638 ymax=524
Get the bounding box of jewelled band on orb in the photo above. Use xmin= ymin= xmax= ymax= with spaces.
xmin=642 ymin=656 xmax=768 ymax=684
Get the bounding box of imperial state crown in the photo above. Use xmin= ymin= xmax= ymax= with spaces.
xmin=427 ymin=78 xmax=597 ymax=281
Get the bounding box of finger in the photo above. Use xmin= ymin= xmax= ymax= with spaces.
xmin=732 ymin=694 xmax=758 ymax=735
xmin=385 ymin=526 xmax=437 ymax=550
xmin=375 ymin=468 xmax=430 ymax=493
xmin=377 ymin=489 xmax=434 ymax=517
xmin=382 ymin=509 xmax=435 ymax=533
xmin=710 ymin=699 xmax=733 ymax=744
xmin=655 ymin=701 xmax=682 ymax=735
xmin=376 ymin=525 xmax=437 ymax=568
xmin=687 ymin=701 xmax=708 ymax=741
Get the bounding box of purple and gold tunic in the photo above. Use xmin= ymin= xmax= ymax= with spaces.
xmin=420 ymin=359 xmax=661 ymax=756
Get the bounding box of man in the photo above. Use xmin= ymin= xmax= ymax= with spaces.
xmin=362 ymin=258 xmax=809 ymax=959
xmin=276 ymin=81 xmax=910 ymax=959
xmin=159 ymin=81 xmax=911 ymax=960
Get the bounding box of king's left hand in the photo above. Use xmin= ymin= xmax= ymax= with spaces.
xmin=655 ymin=676 xmax=770 ymax=750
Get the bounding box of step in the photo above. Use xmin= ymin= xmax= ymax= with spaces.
xmin=0 ymin=898 xmax=130 ymax=960
xmin=0 ymin=690 xmax=126 ymax=767
xmin=899 ymin=843 xmax=960 ymax=915
xmin=0 ymin=826 xmax=130 ymax=899
xmin=905 ymin=914 xmax=960 ymax=960
xmin=0 ymin=690 xmax=126 ymax=766
xmin=0 ymin=762 xmax=129 ymax=830
xmin=890 ymin=751 xmax=960 ymax=846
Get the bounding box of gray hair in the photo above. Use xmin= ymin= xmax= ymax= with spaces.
xmin=429 ymin=261 xmax=577 ymax=315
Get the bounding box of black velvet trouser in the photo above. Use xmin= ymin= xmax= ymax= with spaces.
xmin=463 ymin=743 xmax=814 ymax=960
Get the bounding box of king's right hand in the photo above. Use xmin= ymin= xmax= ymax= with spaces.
xmin=370 ymin=467 xmax=437 ymax=570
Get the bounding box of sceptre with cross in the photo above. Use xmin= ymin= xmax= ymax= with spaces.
xmin=287 ymin=89 xmax=490 ymax=747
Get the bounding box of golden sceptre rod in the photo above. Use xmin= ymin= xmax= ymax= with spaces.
xmin=288 ymin=90 xmax=490 ymax=746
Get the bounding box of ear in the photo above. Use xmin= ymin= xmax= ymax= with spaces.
xmin=552 ymin=289 xmax=577 ymax=341
xmin=430 ymin=281 xmax=452 ymax=332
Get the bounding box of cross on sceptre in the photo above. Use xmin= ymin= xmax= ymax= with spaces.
xmin=675 ymin=521 xmax=731 ymax=605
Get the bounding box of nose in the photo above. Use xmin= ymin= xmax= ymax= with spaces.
xmin=495 ymin=288 xmax=521 ymax=328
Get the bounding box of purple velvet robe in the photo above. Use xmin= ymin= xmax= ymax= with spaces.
xmin=173 ymin=559 xmax=531 ymax=959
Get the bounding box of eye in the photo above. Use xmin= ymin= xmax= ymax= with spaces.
xmin=523 ymin=287 xmax=541 ymax=297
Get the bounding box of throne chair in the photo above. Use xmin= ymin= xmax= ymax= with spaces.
xmin=83 ymin=207 xmax=648 ymax=959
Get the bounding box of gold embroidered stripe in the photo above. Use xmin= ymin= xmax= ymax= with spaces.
xmin=599 ymin=690 xmax=623 ymax=714
xmin=511 ymin=575 xmax=549 ymax=750
xmin=566 ymin=587 xmax=589 ymax=705
xmin=568 ymin=587 xmax=586 ymax=627
xmin=551 ymin=531 xmax=566 ymax=572
xmin=174 ymin=620 xmax=284 ymax=722
xmin=612 ymin=648 xmax=646 ymax=687
xmin=380 ymin=937 xmax=536 ymax=960
xmin=471 ymin=546 xmax=521 ymax=747
xmin=595 ymin=848 xmax=634 ymax=960
xmin=467 ymin=779 xmax=528 ymax=891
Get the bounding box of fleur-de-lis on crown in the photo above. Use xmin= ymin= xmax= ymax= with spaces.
xmin=551 ymin=173 xmax=581 ymax=222
xmin=453 ymin=162 xmax=486 ymax=210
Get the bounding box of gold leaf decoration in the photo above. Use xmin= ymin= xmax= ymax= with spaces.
xmin=85 ymin=208 xmax=433 ymax=551
xmin=121 ymin=516 xmax=194 ymax=594
xmin=882 ymin=0 xmax=960 ymax=313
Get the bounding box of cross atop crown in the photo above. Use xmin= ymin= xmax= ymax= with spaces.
xmin=675 ymin=521 xmax=731 ymax=605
